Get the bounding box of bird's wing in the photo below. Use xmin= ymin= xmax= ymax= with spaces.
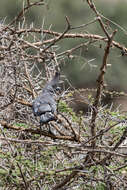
xmin=33 ymin=100 xmax=52 ymax=116
xmin=40 ymin=93 xmax=57 ymax=113
xmin=32 ymin=93 xmax=57 ymax=116
xmin=38 ymin=103 xmax=52 ymax=114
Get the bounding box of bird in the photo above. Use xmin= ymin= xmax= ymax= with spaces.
xmin=32 ymin=72 xmax=60 ymax=125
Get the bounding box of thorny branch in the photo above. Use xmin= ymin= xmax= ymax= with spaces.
xmin=0 ymin=120 xmax=79 ymax=142
xmin=84 ymin=0 xmax=117 ymax=165
xmin=90 ymin=30 xmax=117 ymax=147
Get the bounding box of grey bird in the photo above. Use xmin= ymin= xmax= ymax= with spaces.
xmin=32 ymin=72 xmax=60 ymax=125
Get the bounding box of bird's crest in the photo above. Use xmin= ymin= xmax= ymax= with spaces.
xmin=43 ymin=72 xmax=60 ymax=93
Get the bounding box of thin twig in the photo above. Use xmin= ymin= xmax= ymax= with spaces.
xmin=24 ymin=62 xmax=36 ymax=98
xmin=52 ymin=171 xmax=78 ymax=190
xmin=42 ymin=16 xmax=71 ymax=52
xmin=8 ymin=0 xmax=45 ymax=26
xmin=87 ymin=0 xmax=110 ymax=39
xmin=17 ymin=162 xmax=28 ymax=189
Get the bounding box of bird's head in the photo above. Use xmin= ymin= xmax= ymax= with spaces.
xmin=43 ymin=72 xmax=60 ymax=94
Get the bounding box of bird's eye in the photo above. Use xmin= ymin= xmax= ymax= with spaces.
xmin=56 ymin=87 xmax=61 ymax=92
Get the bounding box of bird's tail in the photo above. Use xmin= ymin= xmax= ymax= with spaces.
xmin=40 ymin=112 xmax=57 ymax=125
